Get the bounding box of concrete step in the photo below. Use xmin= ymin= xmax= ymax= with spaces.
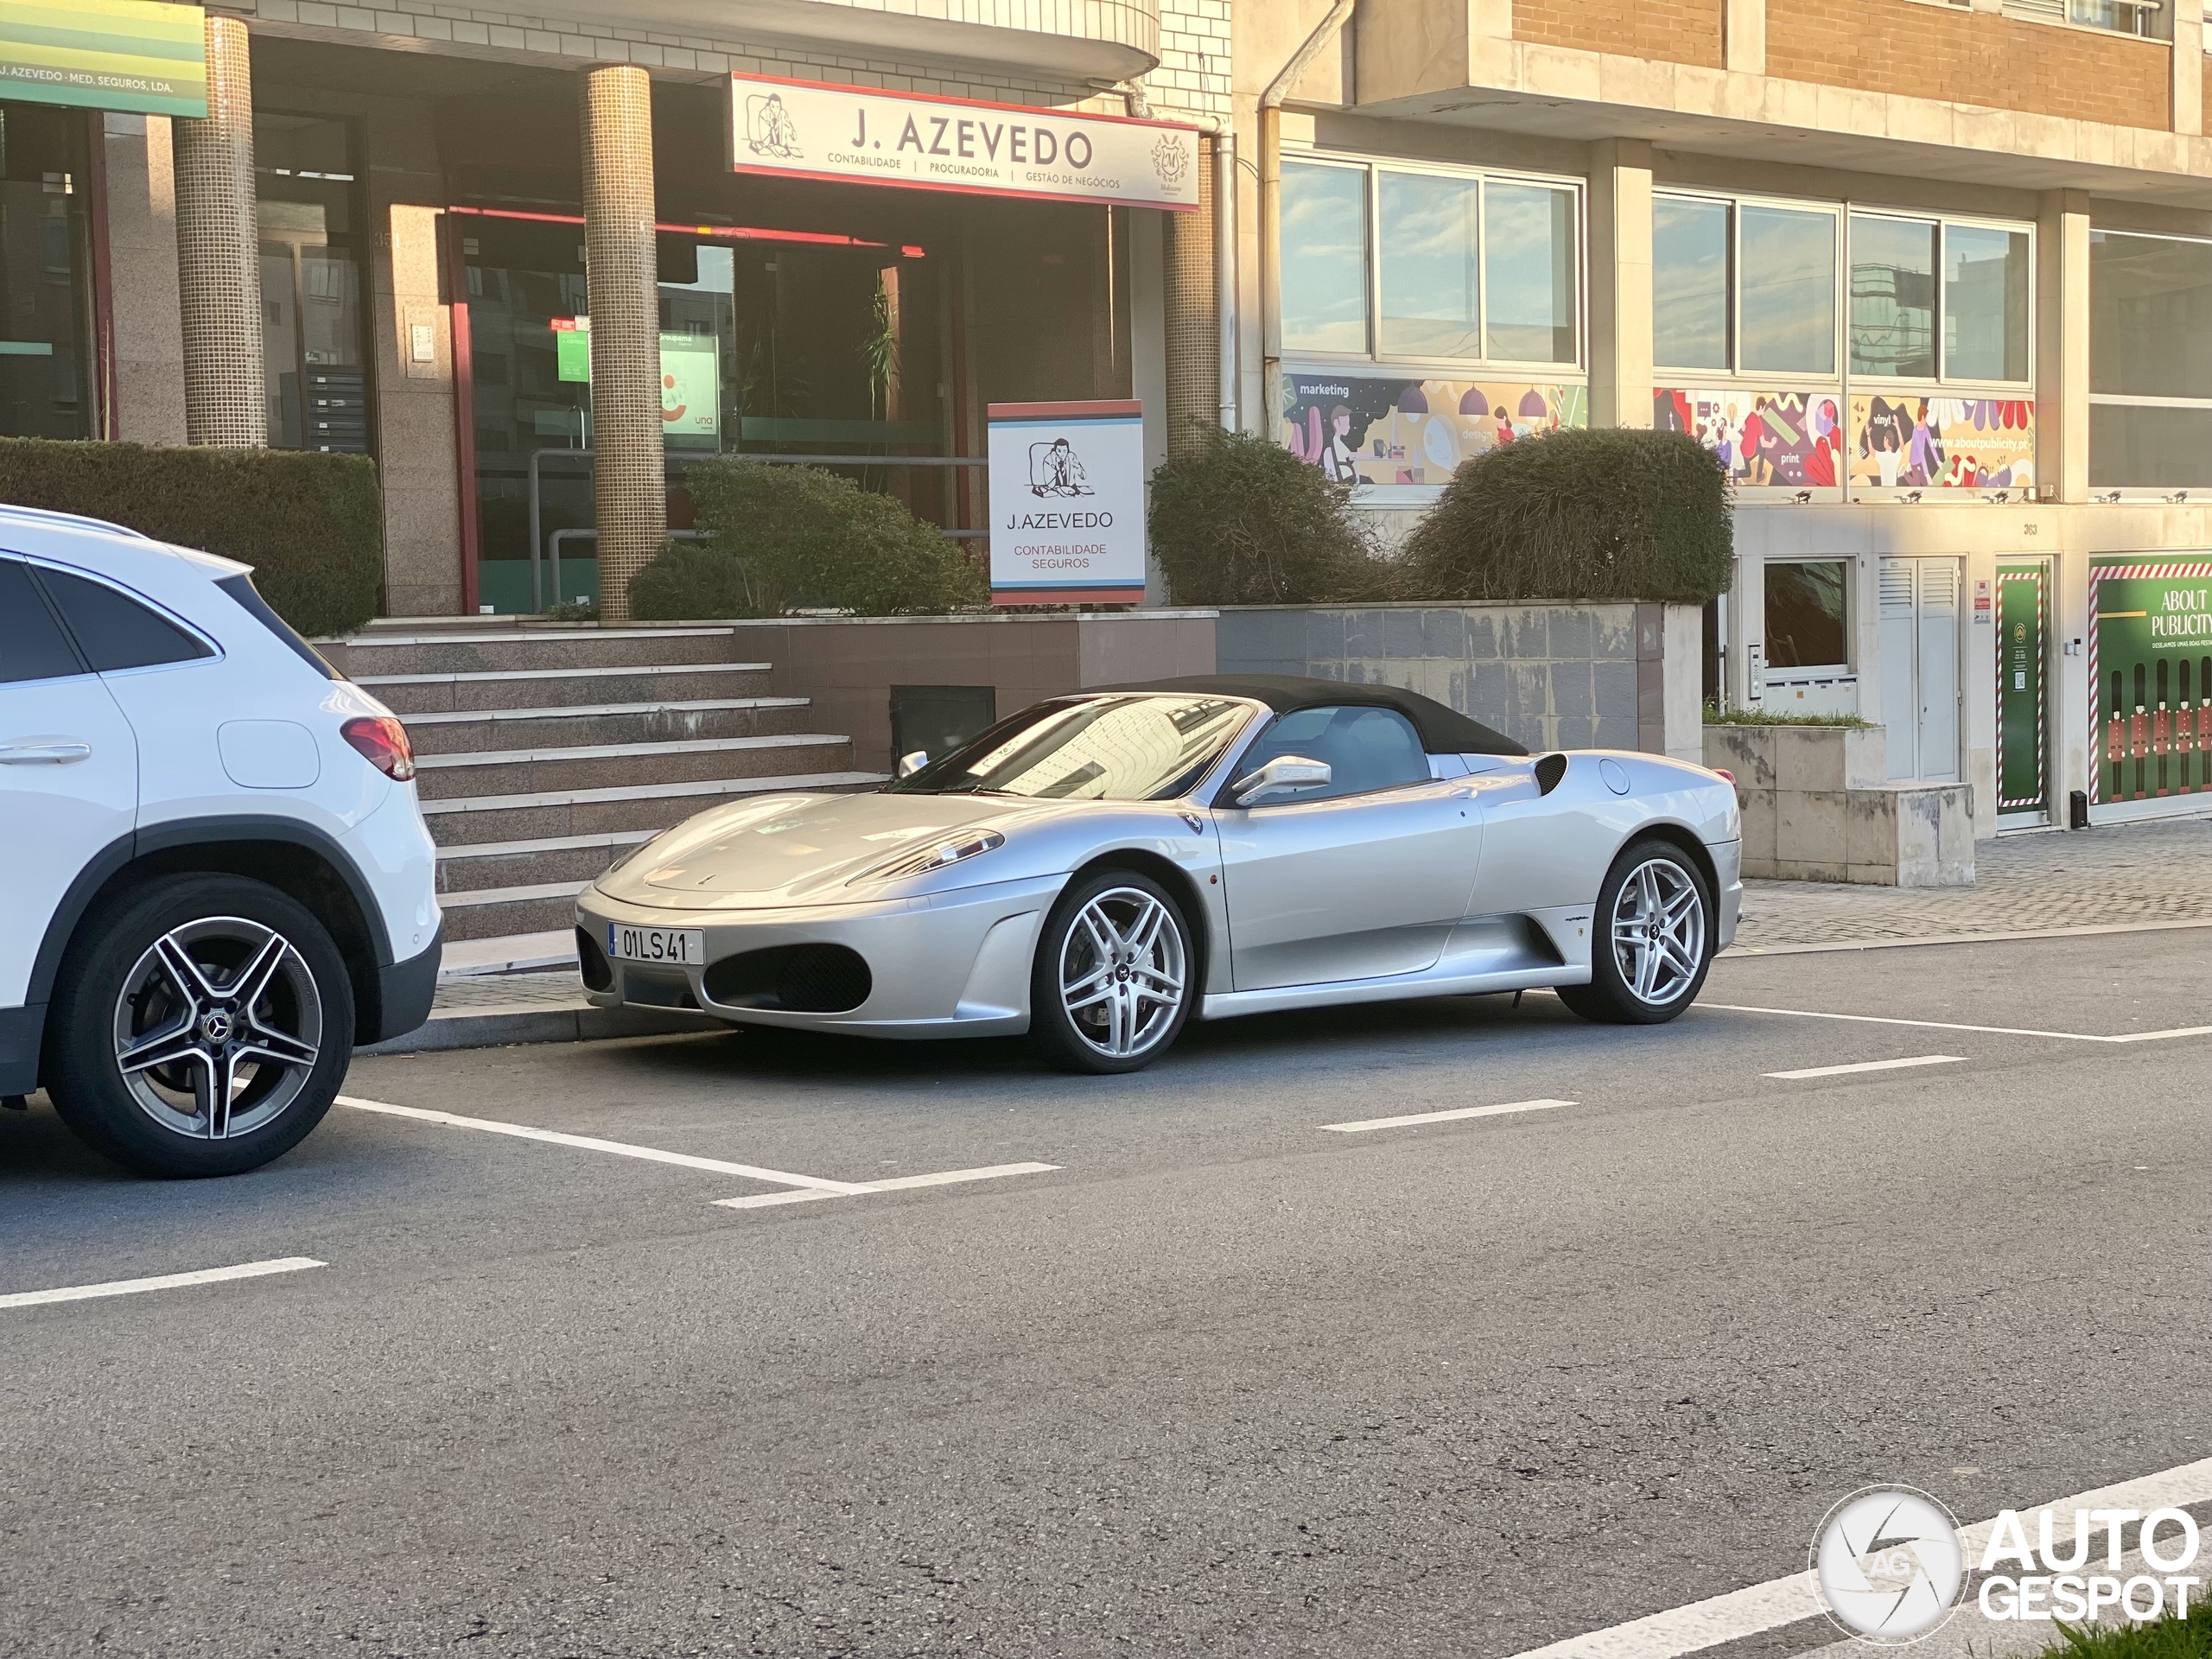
xmin=440 ymin=929 xmax=579 ymax=976
xmin=331 ymin=625 xmax=745 ymax=677
xmin=419 ymin=768 xmax=887 ymax=846
xmin=405 ymin=697 xmax=814 ymax=755
xmin=436 ymin=829 xmax=653 ymax=893
xmin=411 ymin=732 xmax=857 ymax=801
xmin=439 ymin=880 xmax=594 ymax=943
xmin=361 ymin=660 xmax=774 ymax=716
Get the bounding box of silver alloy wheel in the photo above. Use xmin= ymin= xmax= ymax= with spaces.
xmin=1609 ymin=855 xmax=1707 ymax=1007
xmin=110 ymin=916 xmax=324 ymax=1141
xmin=1059 ymin=886 xmax=1186 ymax=1060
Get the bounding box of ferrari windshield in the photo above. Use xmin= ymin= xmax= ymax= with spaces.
xmin=886 ymin=694 xmax=1253 ymax=801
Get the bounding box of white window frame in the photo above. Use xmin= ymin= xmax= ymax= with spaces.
xmin=2086 ymin=225 xmax=2212 ymax=498
xmin=1847 ymin=206 xmax=2037 ymax=391
xmin=1281 ymin=148 xmax=1588 ymax=378
xmin=1652 ymin=188 xmax=1845 ymax=385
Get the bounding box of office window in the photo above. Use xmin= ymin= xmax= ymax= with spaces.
xmin=1281 ymin=160 xmax=1369 ymax=353
xmin=1484 ymin=181 xmax=1577 ymax=365
xmin=1281 ymin=156 xmax=1582 ymax=368
xmin=1850 ymin=213 xmax=2030 ymax=385
xmin=1654 ymin=195 xmax=1730 ymax=370
xmin=0 ymin=103 xmax=93 ymax=440
xmin=1654 ymin=193 xmax=1836 ymax=377
xmin=2091 ymin=230 xmax=2212 ymax=488
xmin=1765 ymin=560 xmax=1850 ymax=671
xmin=1739 ymin=205 xmax=1836 ymax=376
xmin=1378 ymin=170 xmax=1479 ymax=358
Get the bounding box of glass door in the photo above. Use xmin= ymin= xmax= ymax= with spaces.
xmin=0 ymin=103 xmax=93 ymax=440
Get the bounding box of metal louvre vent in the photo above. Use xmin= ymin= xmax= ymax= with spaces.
xmin=702 ymin=944 xmax=872 ymax=1014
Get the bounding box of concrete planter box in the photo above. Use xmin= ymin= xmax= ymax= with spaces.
xmin=1705 ymin=723 xmax=1973 ymax=887
xmin=1215 ymin=601 xmax=1703 ymax=760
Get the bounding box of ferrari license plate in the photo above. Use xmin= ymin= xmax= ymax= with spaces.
xmin=606 ymin=924 xmax=704 ymax=966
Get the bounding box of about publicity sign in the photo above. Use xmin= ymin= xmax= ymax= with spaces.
xmin=987 ymin=401 xmax=1146 ymax=607
xmin=0 ymin=0 xmax=207 ymax=118
xmin=2088 ymin=555 xmax=2212 ymax=811
xmin=728 ymin=73 xmax=1200 ymax=213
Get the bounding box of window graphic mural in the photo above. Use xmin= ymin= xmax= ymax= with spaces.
xmin=1846 ymin=396 xmax=2035 ymax=493
xmin=2088 ymin=556 xmax=2212 ymax=808
xmin=1280 ymin=372 xmax=1586 ymax=486
xmin=1655 ymin=388 xmax=1844 ymax=489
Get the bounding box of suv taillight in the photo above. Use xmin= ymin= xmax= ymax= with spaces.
xmin=342 ymin=715 xmax=416 ymax=782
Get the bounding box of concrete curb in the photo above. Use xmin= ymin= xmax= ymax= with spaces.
xmin=359 ymin=1003 xmax=723 ymax=1056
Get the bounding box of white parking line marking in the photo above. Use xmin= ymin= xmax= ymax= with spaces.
xmin=1704 ymin=1003 xmax=2212 ymax=1046
xmin=336 ymin=1096 xmax=1059 ymax=1209
xmin=337 ymin=1095 xmax=867 ymax=1193
xmin=1322 ymin=1099 xmax=1574 ymax=1134
xmin=1764 ymin=1054 xmax=1966 ymax=1080
xmin=713 ymin=1162 xmax=1059 ymax=1211
xmin=1 ymin=1256 xmax=324 ymax=1311
xmin=1498 ymin=1453 xmax=2212 ymax=1659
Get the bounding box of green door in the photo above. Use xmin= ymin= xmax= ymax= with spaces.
xmin=1995 ymin=562 xmax=2047 ymax=818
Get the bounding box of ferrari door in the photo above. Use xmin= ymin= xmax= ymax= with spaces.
xmin=1213 ymin=705 xmax=1481 ymax=990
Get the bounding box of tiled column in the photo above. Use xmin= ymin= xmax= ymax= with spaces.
xmin=579 ymin=64 xmax=664 ymax=622
xmin=1163 ymin=135 xmax=1218 ymax=459
xmin=1588 ymin=138 xmax=1654 ymax=430
xmin=172 ymin=13 xmax=264 ymax=447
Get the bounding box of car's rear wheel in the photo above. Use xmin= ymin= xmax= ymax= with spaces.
xmin=1555 ymin=838 xmax=1713 ymax=1026
xmin=46 ymin=874 xmax=354 ymax=1177
xmin=1029 ymin=869 xmax=1193 ymax=1074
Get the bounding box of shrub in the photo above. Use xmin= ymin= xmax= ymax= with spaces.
xmin=0 ymin=437 xmax=383 ymax=636
xmin=1148 ymin=429 xmax=1391 ymax=607
xmin=1703 ymin=703 xmax=1872 ymax=728
xmin=1402 ymin=427 xmax=1732 ymax=604
xmin=671 ymin=458 xmax=984 ymax=617
xmin=627 ymin=539 xmax=759 ymax=621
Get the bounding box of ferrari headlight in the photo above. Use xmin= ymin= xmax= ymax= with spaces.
xmin=852 ymin=830 xmax=1005 ymax=884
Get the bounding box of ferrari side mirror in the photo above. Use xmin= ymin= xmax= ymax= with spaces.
xmin=897 ymin=749 xmax=928 ymax=778
xmin=1232 ymin=754 xmax=1332 ymax=807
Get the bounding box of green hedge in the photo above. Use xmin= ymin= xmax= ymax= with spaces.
xmin=1401 ymin=427 xmax=1732 ymax=604
xmin=1149 ymin=429 xmax=1391 ymax=606
xmin=639 ymin=458 xmax=982 ymax=618
xmin=0 ymin=438 xmax=384 ymax=636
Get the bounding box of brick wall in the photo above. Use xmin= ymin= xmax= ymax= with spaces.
xmin=1767 ymin=0 xmax=2170 ymax=130
xmin=1513 ymin=0 xmax=1725 ymax=71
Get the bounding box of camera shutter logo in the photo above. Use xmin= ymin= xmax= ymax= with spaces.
xmin=1811 ymin=1486 xmax=1967 ymax=1645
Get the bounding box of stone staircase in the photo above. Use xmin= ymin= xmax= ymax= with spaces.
xmin=330 ymin=622 xmax=882 ymax=965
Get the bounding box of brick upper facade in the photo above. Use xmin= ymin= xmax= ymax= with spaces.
xmin=1512 ymin=0 xmax=1725 ymax=71
xmin=1766 ymin=0 xmax=2170 ymax=131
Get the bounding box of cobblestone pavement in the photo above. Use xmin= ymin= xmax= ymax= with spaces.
xmin=1734 ymin=812 xmax=2212 ymax=950
xmin=422 ymin=815 xmax=2212 ymax=1016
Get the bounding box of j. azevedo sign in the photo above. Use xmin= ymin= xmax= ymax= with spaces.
xmin=728 ymin=73 xmax=1199 ymax=212
xmin=987 ymin=401 xmax=1145 ymax=606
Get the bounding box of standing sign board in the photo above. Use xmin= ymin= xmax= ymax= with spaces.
xmin=727 ymin=73 xmax=1199 ymax=213
xmin=0 ymin=0 xmax=207 ymax=118
xmin=2088 ymin=555 xmax=2212 ymax=811
xmin=1993 ymin=563 xmax=2047 ymax=817
xmin=987 ymin=400 xmax=1145 ymax=606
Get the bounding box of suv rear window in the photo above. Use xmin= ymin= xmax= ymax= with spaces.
xmin=216 ymin=574 xmax=341 ymax=680
xmin=0 ymin=559 xmax=87 ymax=683
xmin=34 ymin=567 xmax=213 ymax=672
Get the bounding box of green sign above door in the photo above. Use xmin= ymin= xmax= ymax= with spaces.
xmin=0 ymin=0 xmax=207 ymax=119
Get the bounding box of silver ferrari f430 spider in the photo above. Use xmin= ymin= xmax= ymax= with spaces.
xmin=574 ymin=675 xmax=1742 ymax=1072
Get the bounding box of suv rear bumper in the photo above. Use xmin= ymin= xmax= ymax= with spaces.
xmin=371 ymin=927 xmax=442 ymax=1043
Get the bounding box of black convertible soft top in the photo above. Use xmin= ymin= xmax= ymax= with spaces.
xmin=1102 ymin=673 xmax=1527 ymax=757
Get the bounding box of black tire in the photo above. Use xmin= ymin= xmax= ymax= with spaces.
xmin=46 ymin=874 xmax=355 ymax=1177
xmin=1557 ymin=837 xmax=1714 ymax=1027
xmin=1028 ymin=868 xmax=1194 ymax=1074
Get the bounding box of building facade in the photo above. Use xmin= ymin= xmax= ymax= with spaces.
xmin=1239 ymin=0 xmax=2212 ymax=838
xmin=13 ymin=0 xmax=2212 ymax=838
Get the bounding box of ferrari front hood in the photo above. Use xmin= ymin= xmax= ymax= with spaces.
xmin=595 ymin=791 xmax=1033 ymax=908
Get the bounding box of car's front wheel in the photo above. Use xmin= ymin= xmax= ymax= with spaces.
xmin=1555 ymin=837 xmax=1713 ymax=1026
xmin=1028 ymin=869 xmax=1193 ymax=1074
xmin=46 ymin=874 xmax=354 ymax=1177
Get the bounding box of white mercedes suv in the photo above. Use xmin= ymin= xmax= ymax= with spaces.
xmin=0 ymin=506 xmax=441 ymax=1176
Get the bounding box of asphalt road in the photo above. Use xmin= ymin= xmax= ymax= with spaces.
xmin=4 ymin=931 xmax=2209 ymax=1659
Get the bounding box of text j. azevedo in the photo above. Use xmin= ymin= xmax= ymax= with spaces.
xmin=1006 ymin=511 xmax=1114 ymax=531
xmin=853 ymin=108 xmax=1098 ymax=170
